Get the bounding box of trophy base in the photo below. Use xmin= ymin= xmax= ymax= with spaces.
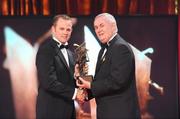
xmin=81 ymin=75 xmax=93 ymax=82
xmin=77 ymin=75 xmax=93 ymax=84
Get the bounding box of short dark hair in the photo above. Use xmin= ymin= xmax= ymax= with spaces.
xmin=52 ymin=14 xmax=72 ymax=26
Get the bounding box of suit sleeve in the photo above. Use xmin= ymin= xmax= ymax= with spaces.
xmin=91 ymin=44 xmax=134 ymax=98
xmin=36 ymin=47 xmax=75 ymax=101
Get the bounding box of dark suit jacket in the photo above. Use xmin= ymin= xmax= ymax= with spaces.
xmin=36 ymin=39 xmax=76 ymax=119
xmin=90 ymin=34 xmax=141 ymax=119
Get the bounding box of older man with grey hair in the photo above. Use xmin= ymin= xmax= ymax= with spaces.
xmin=76 ymin=13 xmax=141 ymax=119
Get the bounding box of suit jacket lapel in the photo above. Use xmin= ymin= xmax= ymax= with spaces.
xmin=57 ymin=49 xmax=70 ymax=69
xmin=67 ymin=50 xmax=74 ymax=76
xmin=95 ymin=48 xmax=105 ymax=74
xmin=51 ymin=39 xmax=71 ymax=73
xmin=95 ymin=34 xmax=119 ymax=75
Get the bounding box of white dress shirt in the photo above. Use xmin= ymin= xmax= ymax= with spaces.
xmin=53 ymin=36 xmax=69 ymax=67
xmin=101 ymin=33 xmax=117 ymax=59
xmin=52 ymin=36 xmax=77 ymax=100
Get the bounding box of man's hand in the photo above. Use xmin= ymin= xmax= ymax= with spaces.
xmin=76 ymin=77 xmax=91 ymax=89
xmin=75 ymin=88 xmax=87 ymax=104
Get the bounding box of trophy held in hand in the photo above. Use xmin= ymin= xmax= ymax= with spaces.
xmin=74 ymin=42 xmax=92 ymax=119
xmin=74 ymin=42 xmax=93 ymax=84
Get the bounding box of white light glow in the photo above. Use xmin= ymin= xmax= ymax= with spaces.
xmin=138 ymin=47 xmax=154 ymax=60
xmin=4 ymin=26 xmax=36 ymax=68
xmin=84 ymin=26 xmax=101 ymax=76
xmin=3 ymin=26 xmax=37 ymax=119
xmin=142 ymin=48 xmax=154 ymax=55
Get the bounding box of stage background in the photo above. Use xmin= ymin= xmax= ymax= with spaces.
xmin=0 ymin=16 xmax=178 ymax=119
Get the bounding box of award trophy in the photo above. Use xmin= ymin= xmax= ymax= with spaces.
xmin=74 ymin=42 xmax=93 ymax=84
xmin=74 ymin=42 xmax=93 ymax=118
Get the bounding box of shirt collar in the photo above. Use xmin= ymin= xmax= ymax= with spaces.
xmin=107 ymin=33 xmax=117 ymax=46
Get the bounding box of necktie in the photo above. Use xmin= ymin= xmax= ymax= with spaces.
xmin=60 ymin=44 xmax=69 ymax=49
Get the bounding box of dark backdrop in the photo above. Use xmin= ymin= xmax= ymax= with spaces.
xmin=0 ymin=16 xmax=178 ymax=119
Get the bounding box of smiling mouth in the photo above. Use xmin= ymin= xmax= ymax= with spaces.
xmin=62 ymin=36 xmax=68 ymax=39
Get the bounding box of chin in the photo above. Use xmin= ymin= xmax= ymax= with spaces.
xmin=61 ymin=40 xmax=68 ymax=43
xmin=101 ymin=40 xmax=106 ymax=44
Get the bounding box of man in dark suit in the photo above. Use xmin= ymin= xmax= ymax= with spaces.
xmin=76 ymin=13 xmax=141 ymax=119
xmin=36 ymin=15 xmax=85 ymax=119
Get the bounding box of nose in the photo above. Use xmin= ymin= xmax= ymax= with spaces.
xmin=97 ymin=29 xmax=103 ymax=36
xmin=63 ymin=30 xmax=69 ymax=35
xmin=96 ymin=28 xmax=101 ymax=34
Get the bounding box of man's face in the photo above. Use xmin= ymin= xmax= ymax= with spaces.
xmin=94 ymin=17 xmax=114 ymax=44
xmin=52 ymin=18 xmax=72 ymax=44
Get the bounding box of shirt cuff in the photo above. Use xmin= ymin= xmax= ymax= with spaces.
xmin=72 ymin=88 xmax=78 ymax=100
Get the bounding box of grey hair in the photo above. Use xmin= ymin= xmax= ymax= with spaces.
xmin=95 ymin=13 xmax=118 ymax=33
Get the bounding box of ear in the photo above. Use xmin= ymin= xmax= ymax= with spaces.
xmin=112 ymin=22 xmax=117 ymax=32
